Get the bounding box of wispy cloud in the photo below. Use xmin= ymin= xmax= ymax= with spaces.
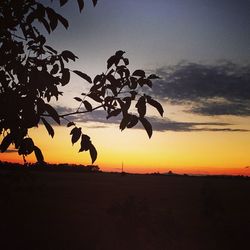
xmin=147 ymin=117 xmax=249 ymax=132
xmin=152 ymin=61 xmax=250 ymax=116
xmin=191 ymin=100 xmax=250 ymax=116
xmin=47 ymin=106 xmax=249 ymax=132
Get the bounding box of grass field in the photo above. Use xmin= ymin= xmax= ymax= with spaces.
xmin=1 ymin=168 xmax=250 ymax=250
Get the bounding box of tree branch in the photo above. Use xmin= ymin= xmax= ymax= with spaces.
xmin=41 ymin=104 xmax=103 ymax=120
xmin=60 ymin=104 xmax=103 ymax=117
xmin=10 ymin=32 xmax=26 ymax=41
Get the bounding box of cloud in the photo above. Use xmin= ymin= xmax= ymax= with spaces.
xmin=46 ymin=106 xmax=249 ymax=132
xmin=56 ymin=107 xmax=118 ymax=124
xmin=152 ymin=61 xmax=250 ymax=116
xmin=147 ymin=117 xmax=249 ymax=132
xmin=191 ymin=100 xmax=250 ymax=116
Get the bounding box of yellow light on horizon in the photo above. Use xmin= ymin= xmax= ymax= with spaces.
xmin=1 ymin=121 xmax=250 ymax=176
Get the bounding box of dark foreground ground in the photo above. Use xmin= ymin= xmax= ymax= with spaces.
xmin=0 ymin=168 xmax=250 ymax=250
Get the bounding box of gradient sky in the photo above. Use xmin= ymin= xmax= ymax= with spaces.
xmin=2 ymin=0 xmax=250 ymax=175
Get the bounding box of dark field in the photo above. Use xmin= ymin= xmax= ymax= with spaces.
xmin=1 ymin=169 xmax=250 ymax=250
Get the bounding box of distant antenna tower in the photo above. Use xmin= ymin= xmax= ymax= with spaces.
xmin=122 ymin=161 xmax=124 ymax=173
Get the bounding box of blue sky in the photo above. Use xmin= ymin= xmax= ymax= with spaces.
xmin=9 ymin=0 xmax=247 ymax=173
xmin=3 ymin=0 xmax=250 ymax=173
xmin=48 ymin=0 xmax=250 ymax=72
xmin=44 ymin=0 xmax=250 ymax=123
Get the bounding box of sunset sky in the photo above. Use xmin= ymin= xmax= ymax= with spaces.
xmin=2 ymin=0 xmax=250 ymax=175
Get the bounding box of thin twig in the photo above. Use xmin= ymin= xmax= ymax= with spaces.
xmin=41 ymin=104 xmax=103 ymax=119
xmin=10 ymin=32 xmax=26 ymax=41
xmin=61 ymin=104 xmax=103 ymax=118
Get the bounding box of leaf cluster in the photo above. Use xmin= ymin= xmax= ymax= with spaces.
xmin=73 ymin=50 xmax=163 ymax=139
xmin=0 ymin=0 xmax=98 ymax=162
xmin=0 ymin=0 xmax=163 ymax=165
xmin=67 ymin=123 xmax=97 ymax=163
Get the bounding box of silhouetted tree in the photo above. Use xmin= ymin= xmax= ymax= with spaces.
xmin=0 ymin=0 xmax=163 ymax=164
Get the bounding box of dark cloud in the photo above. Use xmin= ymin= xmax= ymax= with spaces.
xmin=48 ymin=106 xmax=249 ymax=132
xmin=57 ymin=107 xmax=116 ymax=125
xmin=191 ymin=100 xmax=250 ymax=116
xmin=147 ymin=117 xmax=249 ymax=132
xmin=42 ymin=106 xmax=110 ymax=125
xmin=152 ymin=61 xmax=250 ymax=116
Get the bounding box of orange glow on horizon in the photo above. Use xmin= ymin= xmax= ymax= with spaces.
xmin=1 ymin=123 xmax=250 ymax=176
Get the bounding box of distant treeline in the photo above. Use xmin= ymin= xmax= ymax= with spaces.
xmin=148 ymin=170 xmax=250 ymax=180
xmin=0 ymin=161 xmax=100 ymax=173
xmin=0 ymin=161 xmax=249 ymax=180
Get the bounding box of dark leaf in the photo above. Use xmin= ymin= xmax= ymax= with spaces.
xmin=107 ymin=85 xmax=118 ymax=96
xmin=139 ymin=117 xmax=152 ymax=139
xmin=88 ymin=92 xmax=103 ymax=103
xmin=147 ymin=97 xmax=164 ymax=117
xmin=18 ymin=138 xmax=34 ymax=155
xmin=115 ymin=50 xmax=125 ymax=57
xmin=77 ymin=0 xmax=84 ymax=12
xmin=119 ymin=115 xmax=131 ymax=131
xmin=94 ymin=74 xmax=102 ymax=84
xmin=70 ymin=127 xmax=82 ymax=145
xmin=107 ymin=74 xmax=119 ymax=87
xmin=45 ymin=45 xmax=57 ymax=54
xmin=46 ymin=7 xmax=58 ymax=31
xmin=144 ymin=78 xmax=153 ymax=88
xmin=0 ymin=133 xmax=13 ymax=152
xmin=74 ymin=97 xmax=82 ymax=102
xmin=117 ymin=65 xmax=130 ymax=78
xmin=119 ymin=97 xmax=131 ymax=113
xmin=127 ymin=115 xmax=138 ymax=128
xmin=123 ymin=58 xmax=129 ymax=65
xmin=37 ymin=98 xmax=46 ymax=115
xmin=107 ymin=55 xmax=118 ymax=69
xmin=60 ymin=0 xmax=68 ymax=6
xmin=50 ymin=64 xmax=59 ymax=74
xmin=107 ymin=69 xmax=115 ymax=75
xmin=89 ymin=143 xmax=97 ymax=163
xmin=57 ymin=13 xmax=69 ymax=29
xmin=79 ymin=134 xmax=90 ymax=152
xmin=26 ymin=11 xmax=37 ymax=24
xmin=60 ymin=68 xmax=70 ymax=86
xmin=92 ymin=0 xmax=98 ymax=7
xmin=137 ymin=78 xmax=152 ymax=87
xmin=13 ymin=130 xmax=27 ymax=149
xmin=107 ymin=109 xmax=122 ymax=119
xmin=130 ymin=91 xmax=137 ymax=100
xmin=40 ymin=18 xmax=51 ymax=33
xmin=45 ymin=104 xmax=60 ymax=124
xmin=147 ymin=79 xmax=153 ymax=88
xmin=67 ymin=122 xmax=75 ymax=127
xmin=34 ymin=146 xmax=44 ymax=163
xmin=41 ymin=117 xmax=54 ymax=137
xmin=61 ymin=50 xmax=78 ymax=62
xmin=59 ymin=57 xmax=65 ymax=70
xmin=132 ymin=69 xmax=145 ymax=78
xmin=73 ymin=70 xmax=92 ymax=83
xmin=83 ymin=100 xmax=92 ymax=111
xmin=130 ymin=77 xmax=137 ymax=89
xmin=148 ymin=74 xmax=160 ymax=79
xmin=135 ymin=96 xmax=146 ymax=117
xmin=90 ymin=83 xmax=102 ymax=92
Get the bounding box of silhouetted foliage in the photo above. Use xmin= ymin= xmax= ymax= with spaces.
xmin=0 ymin=161 xmax=100 ymax=173
xmin=0 ymin=0 xmax=163 ymax=164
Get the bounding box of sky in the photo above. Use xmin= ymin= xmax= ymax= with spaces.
xmin=2 ymin=0 xmax=250 ymax=175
